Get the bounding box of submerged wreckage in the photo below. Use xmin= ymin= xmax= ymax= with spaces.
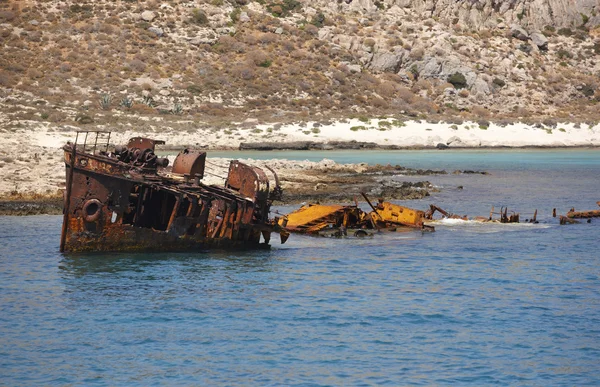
xmin=60 ymin=131 xmax=288 ymax=253
xmin=280 ymin=193 xmax=435 ymax=236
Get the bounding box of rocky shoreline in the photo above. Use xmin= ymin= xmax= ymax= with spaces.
xmin=0 ymin=160 xmax=487 ymax=216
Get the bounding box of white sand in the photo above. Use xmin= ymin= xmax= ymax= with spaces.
xmin=1 ymin=119 xmax=598 ymax=196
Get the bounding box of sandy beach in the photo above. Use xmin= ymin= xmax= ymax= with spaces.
xmin=0 ymin=118 xmax=598 ymax=199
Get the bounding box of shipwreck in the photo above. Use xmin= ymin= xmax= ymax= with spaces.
xmin=60 ymin=131 xmax=288 ymax=253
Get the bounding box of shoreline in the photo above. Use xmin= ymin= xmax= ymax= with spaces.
xmin=0 ymin=118 xmax=598 ymax=210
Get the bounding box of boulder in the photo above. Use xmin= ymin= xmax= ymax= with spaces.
xmin=510 ymin=24 xmax=529 ymax=41
xmin=141 ymin=11 xmax=156 ymax=22
xmin=147 ymin=26 xmax=164 ymax=37
xmin=471 ymin=77 xmax=491 ymax=96
xmin=530 ymin=32 xmax=548 ymax=51
xmin=239 ymin=12 xmax=250 ymax=22
xmin=368 ymin=51 xmax=404 ymax=73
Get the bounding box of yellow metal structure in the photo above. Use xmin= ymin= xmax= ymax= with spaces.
xmin=279 ymin=204 xmax=365 ymax=234
xmin=280 ymin=198 xmax=430 ymax=235
xmin=370 ymin=201 xmax=426 ymax=229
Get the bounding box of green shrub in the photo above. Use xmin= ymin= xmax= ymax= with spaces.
xmin=230 ymin=8 xmax=241 ymax=23
xmin=311 ymin=12 xmax=325 ymax=28
xmin=493 ymin=77 xmax=506 ymax=87
xmin=267 ymin=0 xmax=301 ymax=17
xmin=350 ymin=126 xmax=367 ymax=131
xmin=258 ymin=59 xmax=272 ymax=68
xmin=187 ymin=85 xmax=202 ymax=94
xmin=557 ymin=49 xmax=572 ymax=59
xmin=580 ymin=84 xmax=595 ymax=97
xmin=557 ymin=27 xmax=573 ymax=36
xmin=447 ymin=72 xmax=467 ymax=89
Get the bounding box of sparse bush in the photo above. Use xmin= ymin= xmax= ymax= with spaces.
xmin=409 ymin=48 xmax=425 ymax=60
xmin=191 ymin=9 xmax=209 ymax=25
xmin=557 ymin=28 xmax=573 ymax=36
xmin=557 ymin=49 xmax=572 ymax=59
xmin=247 ymin=50 xmax=270 ymax=66
xmin=447 ymin=72 xmax=467 ymax=89
xmin=493 ymin=77 xmax=506 ymax=87
xmin=230 ymin=7 xmax=241 ymax=23
xmin=0 ymin=71 xmax=14 ymax=87
xmin=458 ymin=89 xmax=469 ymax=98
xmin=378 ymin=121 xmax=391 ymax=130
xmin=128 ymin=59 xmax=147 ymax=73
xmin=0 ymin=10 xmax=16 ymax=22
xmin=363 ymin=38 xmax=376 ymax=48
xmin=258 ymin=59 xmax=272 ymax=68
xmin=580 ymin=84 xmax=595 ymax=97
xmin=187 ymin=85 xmax=203 ymax=95
xmin=267 ymin=0 xmax=301 ymax=17
xmin=311 ymin=12 xmax=325 ymax=28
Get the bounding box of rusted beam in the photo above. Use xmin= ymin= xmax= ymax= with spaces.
xmin=59 ymin=141 xmax=78 ymax=252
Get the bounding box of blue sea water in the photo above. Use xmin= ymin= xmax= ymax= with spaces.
xmin=1 ymin=149 xmax=599 ymax=386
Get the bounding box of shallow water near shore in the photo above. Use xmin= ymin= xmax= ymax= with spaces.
xmin=1 ymin=150 xmax=599 ymax=386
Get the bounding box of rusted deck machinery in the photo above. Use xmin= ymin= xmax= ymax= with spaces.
xmin=60 ymin=131 xmax=288 ymax=252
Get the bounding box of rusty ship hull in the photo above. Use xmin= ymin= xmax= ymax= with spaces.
xmin=60 ymin=132 xmax=287 ymax=253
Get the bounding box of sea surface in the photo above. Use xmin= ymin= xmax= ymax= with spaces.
xmin=1 ymin=149 xmax=599 ymax=386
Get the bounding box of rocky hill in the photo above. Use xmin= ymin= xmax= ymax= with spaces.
xmin=1 ymin=0 xmax=599 ymax=131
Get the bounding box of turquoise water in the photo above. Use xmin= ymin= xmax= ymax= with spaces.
xmin=1 ymin=150 xmax=599 ymax=386
xmin=208 ymin=148 xmax=600 ymax=170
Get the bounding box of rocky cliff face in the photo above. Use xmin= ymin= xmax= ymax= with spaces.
xmin=328 ymin=0 xmax=600 ymax=30
xmin=0 ymin=0 xmax=598 ymax=129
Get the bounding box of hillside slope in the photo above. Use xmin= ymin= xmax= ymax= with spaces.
xmin=0 ymin=0 xmax=599 ymax=131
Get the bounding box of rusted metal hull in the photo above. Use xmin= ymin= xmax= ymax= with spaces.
xmin=61 ymin=132 xmax=286 ymax=253
xmin=566 ymin=203 xmax=600 ymax=219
